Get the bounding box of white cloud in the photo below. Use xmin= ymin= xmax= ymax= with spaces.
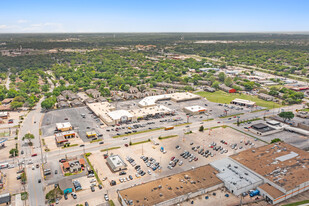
xmin=22 ymin=22 xmax=64 ymax=32
xmin=17 ymin=19 xmax=28 ymax=23
xmin=0 ymin=25 xmax=8 ymax=29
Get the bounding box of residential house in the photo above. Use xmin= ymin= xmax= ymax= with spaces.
xmin=86 ymin=89 xmax=101 ymax=98
xmin=58 ymin=101 xmax=69 ymax=108
xmin=258 ymin=93 xmax=274 ymax=101
xmin=70 ymin=99 xmax=84 ymax=107
xmin=219 ymin=84 xmax=236 ymax=93
xmin=57 ymin=95 xmax=66 ymax=102
xmin=128 ymin=87 xmax=139 ymax=94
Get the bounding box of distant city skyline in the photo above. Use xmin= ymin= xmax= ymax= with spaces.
xmin=0 ymin=0 xmax=308 ymax=33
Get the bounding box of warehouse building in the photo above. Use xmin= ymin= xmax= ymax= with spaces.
xmin=118 ymin=165 xmax=223 ymax=206
xmin=183 ymin=105 xmax=207 ymax=115
xmin=230 ymin=142 xmax=309 ymax=205
xmin=210 ymin=158 xmax=263 ymax=196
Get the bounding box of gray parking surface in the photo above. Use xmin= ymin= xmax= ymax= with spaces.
xmin=41 ymin=107 xmax=104 ymax=142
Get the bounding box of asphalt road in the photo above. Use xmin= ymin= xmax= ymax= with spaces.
xmin=0 ymin=96 xmax=303 ymax=206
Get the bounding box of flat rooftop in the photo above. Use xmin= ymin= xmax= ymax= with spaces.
xmin=259 ymin=183 xmax=284 ymax=199
xmin=130 ymin=105 xmax=172 ymax=118
xmin=184 ymin=105 xmax=206 ymax=112
xmin=210 ymin=158 xmax=263 ymax=192
xmin=231 ymin=98 xmax=255 ymax=106
xmin=118 ymin=165 xmax=222 ymax=206
xmin=107 ymin=110 xmax=133 ymax=120
xmin=138 ymin=92 xmax=200 ymax=107
xmin=231 ymin=142 xmax=309 ymax=192
xmin=56 ymin=122 xmax=72 ymax=129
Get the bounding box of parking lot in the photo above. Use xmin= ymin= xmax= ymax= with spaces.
xmin=87 ymin=127 xmax=266 ymax=191
xmin=41 ymin=107 xmax=104 ymax=142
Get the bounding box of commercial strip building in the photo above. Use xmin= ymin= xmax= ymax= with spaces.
xmin=230 ymin=98 xmax=256 ymax=107
xmin=86 ymin=131 xmax=97 ymax=138
xmin=118 ymin=165 xmax=223 ymax=206
xmin=106 ymin=155 xmax=127 ymax=172
xmin=55 ymin=131 xmax=76 ymax=145
xmin=0 ymin=112 xmax=9 ymax=119
xmin=138 ymin=92 xmax=201 ymax=108
xmin=87 ymin=94 xmax=179 ymax=126
xmin=183 ymin=105 xmax=207 ymax=115
xmin=229 ymin=142 xmax=309 ymax=205
xmin=56 ymin=122 xmax=73 ymax=132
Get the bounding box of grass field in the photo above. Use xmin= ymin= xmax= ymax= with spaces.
xmin=196 ymin=91 xmax=282 ymax=109
xmin=282 ymin=200 xmax=309 ymax=206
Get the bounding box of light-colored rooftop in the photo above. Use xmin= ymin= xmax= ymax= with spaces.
xmin=55 ymin=131 xmax=75 ymax=137
xmin=210 ymin=158 xmax=263 ymax=193
xmin=231 ymin=98 xmax=256 ymax=106
xmin=231 ymin=142 xmax=309 ymax=192
xmin=184 ymin=105 xmax=207 ymax=112
xmin=130 ymin=105 xmax=172 ymax=118
xmin=107 ymin=110 xmax=133 ymax=120
xmin=138 ymin=92 xmax=200 ymax=107
xmin=106 ymin=155 xmax=127 ymax=170
xmin=56 ymin=122 xmax=72 ymax=129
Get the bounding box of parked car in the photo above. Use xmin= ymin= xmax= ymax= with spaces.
xmin=104 ymin=194 xmax=109 ymax=201
xmin=71 ymin=192 xmax=77 ymax=199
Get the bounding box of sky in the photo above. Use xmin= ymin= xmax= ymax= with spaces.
xmin=0 ymin=0 xmax=308 ymax=33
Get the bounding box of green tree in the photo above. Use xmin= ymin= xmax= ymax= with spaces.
xmin=9 ymin=148 xmax=18 ymax=157
xmin=10 ymin=101 xmax=23 ymax=110
xmin=218 ymin=72 xmax=226 ymax=82
xmin=271 ymin=138 xmax=282 ymax=143
xmin=224 ymin=77 xmax=233 ymax=87
xmin=278 ymin=111 xmax=294 ymax=122
xmin=45 ymin=188 xmax=63 ymax=202
xmin=212 ymin=81 xmax=220 ymax=89
xmin=199 ymin=125 xmax=204 ymax=132
xmin=22 ymin=133 xmax=35 ymax=146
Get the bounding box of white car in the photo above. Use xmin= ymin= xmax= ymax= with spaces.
xmin=178 ymin=161 xmax=183 ymax=166
xmin=90 ymin=179 xmax=96 ymax=183
xmin=147 ymin=170 xmax=152 ymax=175
xmin=104 ymin=194 xmax=109 ymax=201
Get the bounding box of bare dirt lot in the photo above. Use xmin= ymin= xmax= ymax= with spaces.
xmin=0 ymin=167 xmax=25 ymax=194
xmin=0 ymin=138 xmax=19 ymax=160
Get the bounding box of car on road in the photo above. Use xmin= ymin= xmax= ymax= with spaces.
xmin=59 ymin=159 xmax=66 ymax=163
xmin=55 ymin=170 xmax=58 ymax=174
xmin=38 ymin=179 xmax=41 ymax=183
xmin=32 ymin=166 xmax=35 ymax=170
xmin=98 ymin=184 xmax=103 ymax=189
xmin=85 ymin=202 xmax=89 ymax=206
xmin=64 ymin=193 xmax=68 ymax=200
xmin=80 ymin=144 xmax=85 ymax=147
xmin=104 ymin=194 xmax=109 ymax=201
xmin=91 ymin=186 xmax=95 ymax=192
xmin=31 ymin=153 xmax=37 ymax=157
xmin=36 ymin=164 xmax=39 ymax=168
xmin=99 ymin=141 xmax=104 ymax=144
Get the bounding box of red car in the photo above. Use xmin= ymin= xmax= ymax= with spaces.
xmin=217 ymin=121 xmax=221 ymax=124
xmin=31 ymin=153 xmax=37 ymax=157
xmin=8 ymin=119 xmax=13 ymax=124
xmin=194 ymin=157 xmax=198 ymax=161
xmin=171 ymin=157 xmax=175 ymax=161
xmin=124 ymin=144 xmax=129 ymax=147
